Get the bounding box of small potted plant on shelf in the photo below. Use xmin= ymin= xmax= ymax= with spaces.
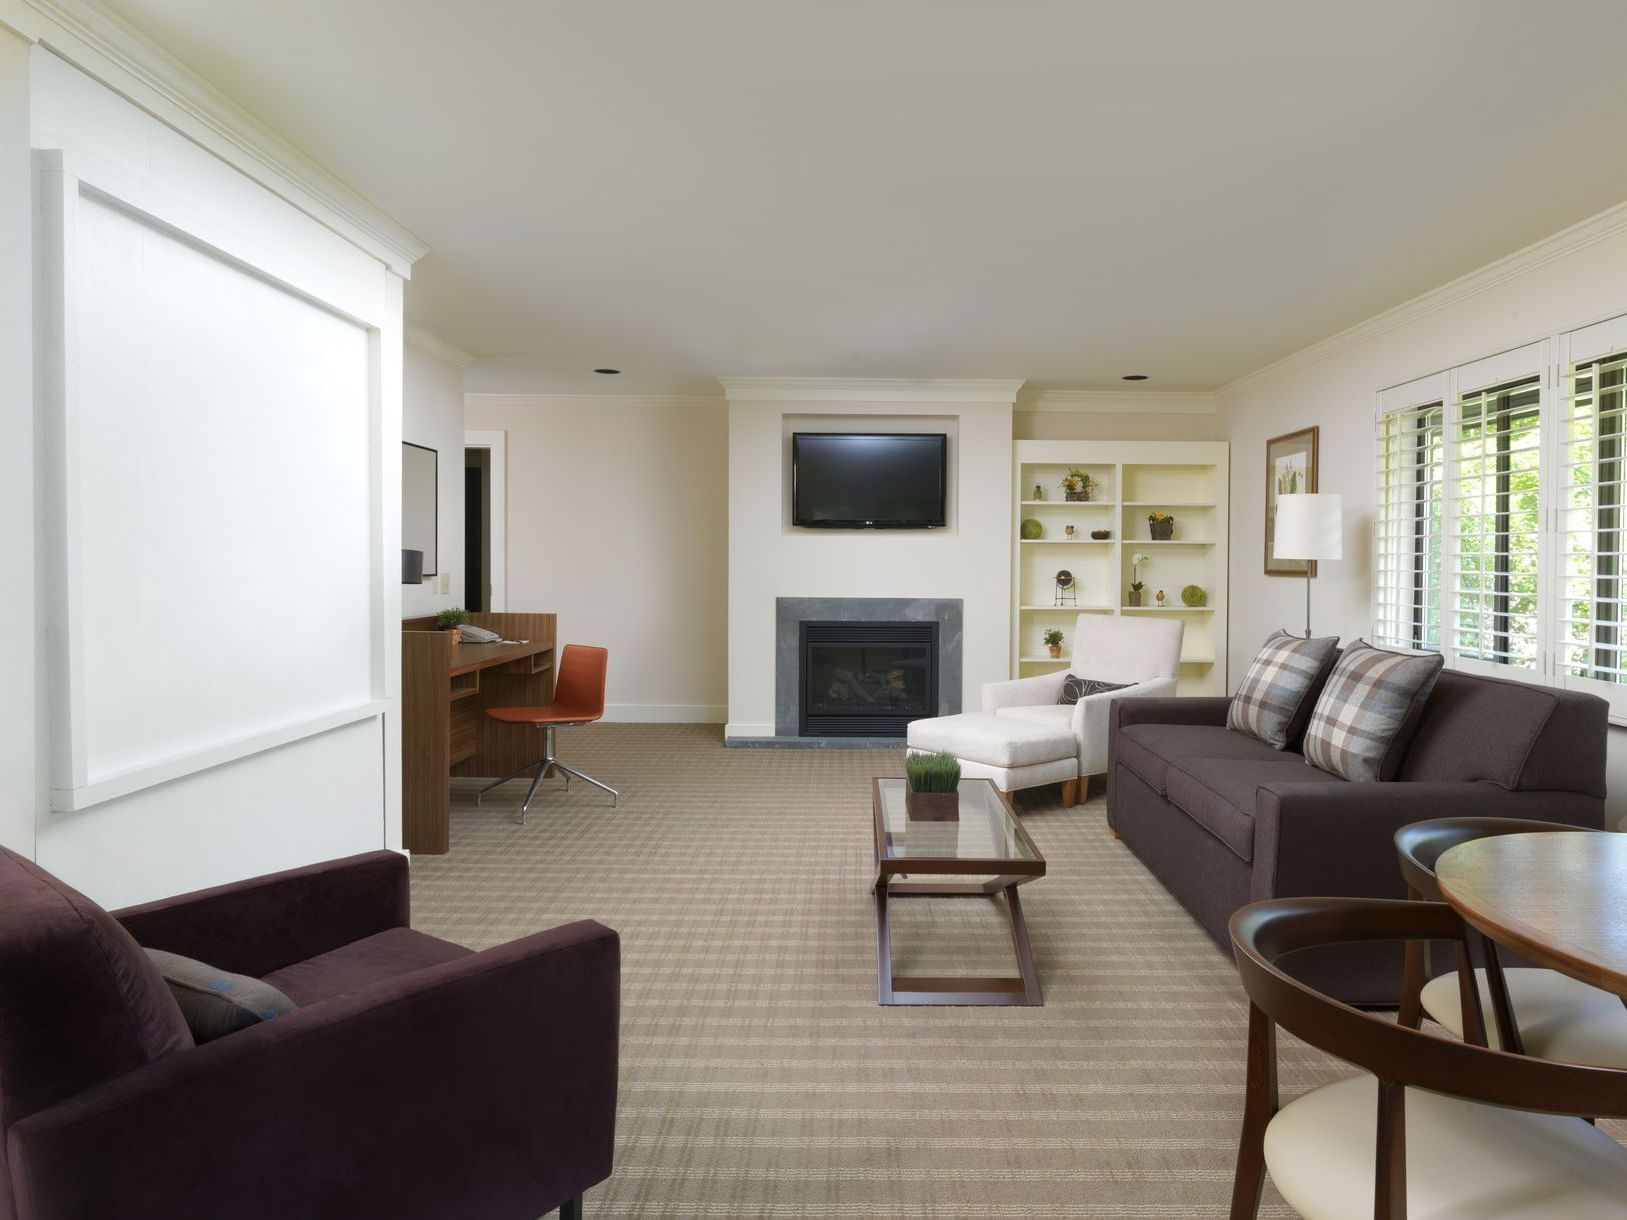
xmin=1043 ymin=627 xmax=1064 ymax=659
xmin=1061 ymin=469 xmax=1094 ymax=502
xmin=1148 ymin=510 xmax=1175 ymax=540
xmin=905 ymin=750 xmax=961 ymax=821
xmin=435 ymin=607 xmax=470 ymax=635
xmin=1128 ymin=552 xmax=1149 ymax=607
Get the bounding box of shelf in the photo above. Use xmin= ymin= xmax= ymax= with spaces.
xmin=1019 ymin=539 xmax=1113 ymax=546
xmin=1017 ymin=656 xmax=1070 ymax=666
xmin=1123 ymin=501 xmax=1216 ymax=508
xmin=1019 ymin=603 xmax=1113 ymax=612
xmin=1121 ymin=606 xmax=1215 ymax=613
xmin=1020 ymin=500 xmax=1117 ymax=507
xmin=1130 ymin=539 xmax=1215 ymax=546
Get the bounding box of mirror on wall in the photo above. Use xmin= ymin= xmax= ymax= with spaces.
xmin=402 ymin=441 xmax=438 ymax=576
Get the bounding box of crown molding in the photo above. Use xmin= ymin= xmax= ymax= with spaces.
xmin=718 ymin=376 xmax=1024 ymax=404
xmin=465 ymin=392 xmax=725 ymax=410
xmin=1020 ymin=388 xmax=1216 ymax=414
xmin=1220 ymin=196 xmax=1627 ymax=398
xmin=2 ymin=0 xmax=429 ymax=275
xmin=405 ymin=326 xmax=472 ymax=368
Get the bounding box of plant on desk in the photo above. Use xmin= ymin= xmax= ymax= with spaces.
xmin=435 ymin=607 xmax=471 ymax=631
xmin=905 ymin=750 xmax=961 ymax=821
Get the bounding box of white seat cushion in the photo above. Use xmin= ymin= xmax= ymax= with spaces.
xmin=1265 ymin=1075 xmax=1627 ymax=1219
xmin=906 ymin=712 xmax=1074 ymax=769
xmin=995 ymin=704 xmax=1074 ymax=731
xmin=1421 ymin=967 xmax=1627 ymax=1067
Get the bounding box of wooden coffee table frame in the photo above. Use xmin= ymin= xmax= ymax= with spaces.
xmin=871 ymin=777 xmax=1046 ymax=1006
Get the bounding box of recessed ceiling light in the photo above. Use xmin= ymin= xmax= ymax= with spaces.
xmin=593 ymin=367 xmax=622 ymax=375
xmin=1122 ymin=374 xmax=1149 ymax=381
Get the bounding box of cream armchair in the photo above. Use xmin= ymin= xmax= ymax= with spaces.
xmin=981 ymin=615 xmax=1184 ymax=788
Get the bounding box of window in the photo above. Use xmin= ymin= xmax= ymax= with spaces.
xmin=1374 ymin=321 xmax=1627 ymax=721
xmin=1558 ymin=351 xmax=1627 ymax=691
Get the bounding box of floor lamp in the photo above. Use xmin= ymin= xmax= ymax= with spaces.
xmin=1273 ymin=493 xmax=1343 ymax=638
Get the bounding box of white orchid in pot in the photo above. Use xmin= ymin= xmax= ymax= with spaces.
xmin=1128 ymin=552 xmax=1150 ymax=607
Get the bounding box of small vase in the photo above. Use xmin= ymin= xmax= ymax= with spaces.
xmin=1149 ymin=519 xmax=1175 ymax=541
xmin=1048 ymin=644 xmax=1062 ymax=658
xmin=1065 ymin=490 xmax=1086 ymax=502
xmin=905 ymin=790 xmax=960 ymax=821
xmin=1128 ymin=590 xmax=1142 ymax=607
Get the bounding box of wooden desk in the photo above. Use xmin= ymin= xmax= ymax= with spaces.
xmin=402 ymin=612 xmax=556 ymax=854
xmin=1436 ymin=831 xmax=1627 ymax=999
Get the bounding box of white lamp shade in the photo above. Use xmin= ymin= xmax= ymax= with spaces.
xmin=1274 ymin=493 xmax=1343 ymax=561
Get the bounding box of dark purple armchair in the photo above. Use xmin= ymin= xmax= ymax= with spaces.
xmin=0 ymin=846 xmax=618 ymax=1220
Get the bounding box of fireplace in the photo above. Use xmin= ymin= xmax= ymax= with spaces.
xmin=799 ymin=621 xmax=938 ymax=737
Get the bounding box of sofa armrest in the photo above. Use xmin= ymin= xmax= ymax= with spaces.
xmin=981 ymin=670 xmax=1067 ymax=713
xmin=1251 ymin=782 xmax=1606 ymax=905
xmin=1074 ymin=677 xmax=1180 ymax=773
xmin=112 ymin=851 xmax=410 ymax=978
xmin=11 ymin=919 xmax=620 ymax=1220
xmin=1110 ymin=695 xmax=1232 ymax=731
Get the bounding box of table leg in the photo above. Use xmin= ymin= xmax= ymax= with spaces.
xmin=1004 ymin=883 xmax=1042 ymax=1006
xmin=874 ymin=877 xmax=894 ymax=1005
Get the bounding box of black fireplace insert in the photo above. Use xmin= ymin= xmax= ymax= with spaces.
xmin=799 ymin=621 xmax=938 ymax=737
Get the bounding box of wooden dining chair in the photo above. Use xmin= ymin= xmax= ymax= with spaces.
xmin=1229 ymin=896 xmax=1627 ymax=1220
xmin=478 ymin=644 xmax=618 ymax=822
xmin=1394 ymin=817 xmax=1627 ymax=1068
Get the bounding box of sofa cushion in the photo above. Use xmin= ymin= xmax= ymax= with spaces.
xmin=1115 ymin=723 xmax=1294 ymax=797
xmin=143 ymin=948 xmax=298 ymax=1043
xmin=263 ymin=927 xmax=473 ymax=1006
xmin=1165 ymin=758 xmax=1327 ymax=862
xmin=1058 ymin=674 xmax=1130 ymax=705
xmin=0 ymin=848 xmax=192 ymax=1125
xmin=1398 ymin=670 xmax=1568 ymax=790
xmin=1303 ymin=640 xmax=1444 ymax=782
xmin=995 ymin=704 xmax=1074 ymax=732
xmin=907 ymin=712 xmax=1075 ymax=769
xmin=1227 ymin=631 xmax=1341 ymax=749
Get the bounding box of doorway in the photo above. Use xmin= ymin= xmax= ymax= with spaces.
xmin=463 ymin=430 xmax=506 ymax=612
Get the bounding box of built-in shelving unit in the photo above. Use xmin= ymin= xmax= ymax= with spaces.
xmin=1012 ymin=440 xmax=1229 ymax=695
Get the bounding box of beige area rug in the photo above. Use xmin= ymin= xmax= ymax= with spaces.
xmin=409 ymin=724 xmax=1591 ymax=1218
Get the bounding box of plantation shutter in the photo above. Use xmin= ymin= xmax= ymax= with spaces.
xmin=1557 ymin=330 xmax=1627 ymax=714
xmin=1449 ymin=346 xmax=1544 ymax=672
xmin=1374 ymin=379 xmax=1445 ymax=652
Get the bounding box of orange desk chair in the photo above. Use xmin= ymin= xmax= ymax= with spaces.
xmin=478 ymin=644 xmax=619 ymax=821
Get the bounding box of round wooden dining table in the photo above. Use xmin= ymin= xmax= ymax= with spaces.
xmin=1435 ymin=831 xmax=1627 ymax=999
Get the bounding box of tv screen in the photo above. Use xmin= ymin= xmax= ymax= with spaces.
xmin=792 ymin=433 xmax=947 ymax=529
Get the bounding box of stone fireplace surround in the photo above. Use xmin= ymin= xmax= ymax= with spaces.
xmin=725 ymin=596 xmax=962 ymax=747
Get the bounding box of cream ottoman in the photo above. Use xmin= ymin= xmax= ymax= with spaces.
xmin=906 ymin=712 xmax=1080 ymax=807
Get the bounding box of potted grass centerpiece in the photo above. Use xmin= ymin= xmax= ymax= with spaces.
xmin=905 ymin=750 xmax=961 ymax=821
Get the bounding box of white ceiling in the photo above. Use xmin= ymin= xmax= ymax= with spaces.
xmin=102 ymin=0 xmax=1627 ymax=392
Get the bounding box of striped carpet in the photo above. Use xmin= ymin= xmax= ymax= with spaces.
xmin=408 ymin=724 xmax=1412 ymax=1217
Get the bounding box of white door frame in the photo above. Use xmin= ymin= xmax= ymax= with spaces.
xmin=464 ymin=429 xmax=507 ymax=611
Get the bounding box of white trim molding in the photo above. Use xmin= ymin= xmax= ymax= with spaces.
xmin=1019 ymin=388 xmax=1216 ymax=414
xmin=405 ymin=326 xmax=472 ymax=368
xmin=465 ymin=392 xmax=725 ymax=410
xmin=1221 ymin=196 xmax=1627 ymax=398
xmin=718 ymin=377 xmax=1025 ymax=404
xmin=0 ymin=0 xmax=428 ymax=275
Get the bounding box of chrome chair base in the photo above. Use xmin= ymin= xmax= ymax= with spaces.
xmin=475 ymin=724 xmax=619 ymax=823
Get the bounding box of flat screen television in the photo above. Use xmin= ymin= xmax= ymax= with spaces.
xmin=792 ymin=432 xmax=947 ymax=529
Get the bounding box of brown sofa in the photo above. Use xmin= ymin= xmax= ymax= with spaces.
xmin=1106 ymin=669 xmax=1609 ymax=1005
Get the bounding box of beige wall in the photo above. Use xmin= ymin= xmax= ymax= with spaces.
xmin=465 ymin=398 xmax=729 ymax=721
xmin=1013 ymin=409 xmax=1216 ymax=442
xmin=1219 ymin=213 xmax=1627 ymax=826
xmin=402 ymin=342 xmax=466 ymax=618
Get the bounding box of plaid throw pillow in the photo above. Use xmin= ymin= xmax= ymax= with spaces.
xmin=1057 ymin=675 xmax=1130 ymax=705
xmin=1301 ymin=639 xmax=1443 ymax=782
xmin=1226 ymin=631 xmax=1340 ymax=749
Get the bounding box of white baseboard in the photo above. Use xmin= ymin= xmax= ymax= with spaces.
xmin=723 ymin=721 xmax=774 ymax=739
xmin=602 ymin=703 xmax=726 ymax=724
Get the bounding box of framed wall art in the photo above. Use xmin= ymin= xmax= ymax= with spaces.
xmin=1264 ymin=426 xmax=1318 ymax=576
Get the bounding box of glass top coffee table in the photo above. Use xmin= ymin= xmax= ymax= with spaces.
xmin=870 ymin=777 xmax=1047 ymax=1006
